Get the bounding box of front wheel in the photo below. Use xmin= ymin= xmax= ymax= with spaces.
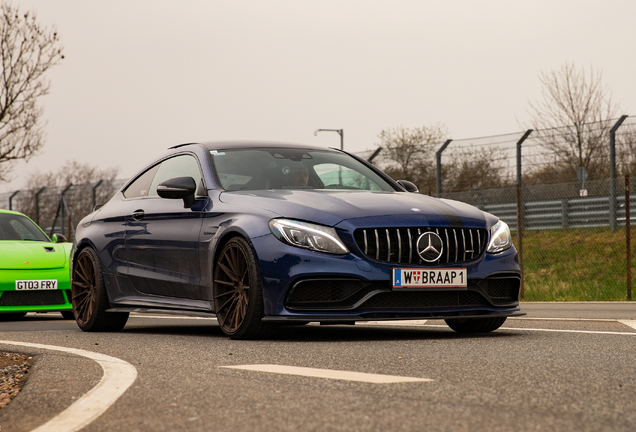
xmin=444 ymin=317 xmax=507 ymax=333
xmin=213 ymin=237 xmax=275 ymax=339
xmin=72 ymin=247 xmax=129 ymax=332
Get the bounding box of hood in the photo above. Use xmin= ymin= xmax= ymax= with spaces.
xmin=219 ymin=190 xmax=489 ymax=228
xmin=0 ymin=241 xmax=68 ymax=270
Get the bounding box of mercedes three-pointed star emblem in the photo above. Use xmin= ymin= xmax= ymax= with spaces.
xmin=416 ymin=232 xmax=444 ymax=262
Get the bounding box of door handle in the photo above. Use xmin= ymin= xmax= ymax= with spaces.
xmin=132 ymin=209 xmax=145 ymax=220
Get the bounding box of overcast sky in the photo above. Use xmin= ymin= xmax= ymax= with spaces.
xmin=1 ymin=0 xmax=635 ymax=193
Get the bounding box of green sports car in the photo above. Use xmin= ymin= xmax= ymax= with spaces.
xmin=0 ymin=209 xmax=73 ymax=320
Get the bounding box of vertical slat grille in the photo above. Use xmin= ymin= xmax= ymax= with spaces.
xmin=353 ymin=227 xmax=487 ymax=265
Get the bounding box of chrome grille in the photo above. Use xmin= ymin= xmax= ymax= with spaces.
xmin=353 ymin=227 xmax=487 ymax=265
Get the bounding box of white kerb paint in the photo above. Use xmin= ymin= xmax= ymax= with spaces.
xmin=618 ymin=320 xmax=636 ymax=331
xmin=220 ymin=364 xmax=432 ymax=383
xmin=0 ymin=340 xmax=138 ymax=432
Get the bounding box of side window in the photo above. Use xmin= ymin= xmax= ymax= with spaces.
xmin=148 ymin=154 xmax=203 ymax=197
xmin=123 ymin=164 xmax=160 ymax=199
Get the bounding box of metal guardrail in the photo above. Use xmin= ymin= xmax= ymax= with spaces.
xmin=481 ymin=194 xmax=636 ymax=231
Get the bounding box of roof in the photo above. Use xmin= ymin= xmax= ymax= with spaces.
xmin=169 ymin=140 xmax=338 ymax=152
xmin=0 ymin=209 xmax=23 ymax=216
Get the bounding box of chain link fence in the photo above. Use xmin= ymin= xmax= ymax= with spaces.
xmin=429 ymin=116 xmax=636 ymax=301
xmin=0 ymin=179 xmax=126 ymax=239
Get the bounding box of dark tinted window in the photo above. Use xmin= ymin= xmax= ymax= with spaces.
xmin=0 ymin=213 xmax=49 ymax=242
xmin=123 ymin=164 xmax=160 ymax=199
xmin=210 ymin=148 xmax=395 ymax=192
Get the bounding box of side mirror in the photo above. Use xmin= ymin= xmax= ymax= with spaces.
xmin=397 ymin=180 xmax=419 ymax=193
xmin=52 ymin=233 xmax=67 ymax=243
xmin=157 ymin=176 xmax=197 ymax=208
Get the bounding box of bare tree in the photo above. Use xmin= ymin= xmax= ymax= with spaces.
xmin=375 ymin=124 xmax=448 ymax=191
xmin=444 ymin=147 xmax=513 ymax=193
xmin=526 ymin=62 xmax=620 ymax=181
xmin=0 ymin=3 xmax=64 ymax=181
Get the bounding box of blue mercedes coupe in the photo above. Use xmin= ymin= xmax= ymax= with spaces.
xmin=71 ymin=141 xmax=523 ymax=339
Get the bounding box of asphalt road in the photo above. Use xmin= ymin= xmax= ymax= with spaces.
xmin=1 ymin=302 xmax=636 ymax=432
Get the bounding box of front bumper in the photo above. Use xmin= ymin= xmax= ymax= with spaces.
xmin=252 ymin=233 xmax=522 ymax=320
xmin=0 ymin=268 xmax=72 ymax=312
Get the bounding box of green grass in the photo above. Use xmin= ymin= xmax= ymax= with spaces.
xmin=514 ymin=227 xmax=635 ymax=301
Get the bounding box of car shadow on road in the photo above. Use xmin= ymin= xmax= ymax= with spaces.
xmin=120 ymin=321 xmax=522 ymax=342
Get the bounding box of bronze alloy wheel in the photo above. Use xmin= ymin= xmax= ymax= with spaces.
xmin=72 ymin=250 xmax=97 ymax=327
xmin=71 ymin=248 xmax=128 ymax=332
xmin=213 ymin=237 xmax=271 ymax=339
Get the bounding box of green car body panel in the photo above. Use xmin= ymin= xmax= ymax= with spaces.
xmin=0 ymin=209 xmax=73 ymax=314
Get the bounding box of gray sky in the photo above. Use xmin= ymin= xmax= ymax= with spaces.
xmin=1 ymin=0 xmax=635 ymax=192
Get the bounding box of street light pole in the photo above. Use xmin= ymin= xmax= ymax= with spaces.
xmin=314 ymin=128 xmax=343 ymax=150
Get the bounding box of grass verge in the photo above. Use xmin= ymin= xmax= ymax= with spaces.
xmin=514 ymin=227 xmax=635 ymax=301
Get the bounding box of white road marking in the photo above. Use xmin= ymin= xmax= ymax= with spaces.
xmin=420 ymin=324 xmax=636 ymax=336
xmin=129 ymin=313 xmax=217 ymax=321
xmin=358 ymin=320 xmax=428 ymax=326
xmin=618 ymin=320 xmax=636 ymax=331
xmin=220 ymin=364 xmax=432 ymax=383
xmin=0 ymin=340 xmax=137 ymax=432
xmin=509 ymin=317 xmax=619 ymax=322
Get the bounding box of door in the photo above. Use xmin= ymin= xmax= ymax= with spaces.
xmin=124 ymin=154 xmax=206 ymax=299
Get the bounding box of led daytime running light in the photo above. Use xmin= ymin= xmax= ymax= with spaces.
xmin=269 ymin=219 xmax=349 ymax=255
xmin=487 ymin=220 xmax=512 ymax=253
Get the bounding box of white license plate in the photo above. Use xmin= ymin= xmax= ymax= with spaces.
xmin=392 ymin=268 xmax=467 ymax=289
xmin=15 ymin=280 xmax=58 ymax=290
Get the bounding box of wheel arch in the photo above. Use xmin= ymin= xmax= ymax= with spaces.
xmin=209 ymin=227 xmax=265 ymax=310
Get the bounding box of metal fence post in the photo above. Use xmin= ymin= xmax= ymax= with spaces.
xmin=60 ymin=183 xmax=73 ymax=238
xmin=9 ymin=190 xmax=19 ymax=211
xmin=436 ymin=139 xmax=452 ymax=197
xmin=610 ymin=115 xmax=628 ymax=233
xmin=35 ymin=187 xmax=46 ymax=225
xmin=627 ymin=174 xmax=632 ymax=301
xmin=517 ymin=184 xmax=524 ymax=299
xmin=561 ymin=199 xmax=569 ymax=229
xmin=92 ymin=179 xmax=104 ymax=209
xmin=516 ymin=129 xmax=533 ymax=186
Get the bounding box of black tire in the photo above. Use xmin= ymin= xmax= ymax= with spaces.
xmin=444 ymin=317 xmax=507 ymax=333
xmin=0 ymin=312 xmax=27 ymax=321
xmin=60 ymin=310 xmax=75 ymax=320
xmin=213 ymin=237 xmax=275 ymax=340
xmin=71 ymin=247 xmax=128 ymax=332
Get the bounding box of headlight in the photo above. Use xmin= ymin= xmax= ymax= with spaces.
xmin=269 ymin=219 xmax=349 ymax=255
xmin=487 ymin=220 xmax=512 ymax=253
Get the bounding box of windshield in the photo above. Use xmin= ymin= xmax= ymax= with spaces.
xmin=210 ymin=148 xmax=396 ymax=192
xmin=0 ymin=213 xmax=50 ymax=242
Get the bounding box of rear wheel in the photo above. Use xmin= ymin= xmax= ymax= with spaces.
xmin=444 ymin=317 xmax=507 ymax=333
xmin=213 ymin=237 xmax=274 ymax=339
xmin=72 ymin=247 xmax=128 ymax=332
